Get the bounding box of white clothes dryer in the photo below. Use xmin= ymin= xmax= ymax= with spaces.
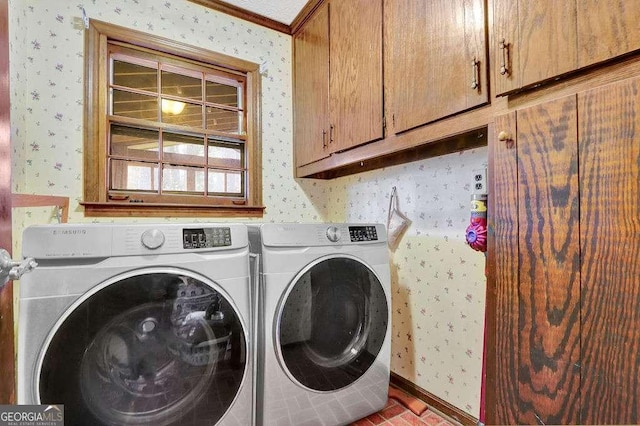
xmin=249 ymin=223 xmax=391 ymax=426
xmin=18 ymin=223 xmax=254 ymax=426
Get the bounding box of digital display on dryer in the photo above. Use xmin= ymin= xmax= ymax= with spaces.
xmin=349 ymin=226 xmax=378 ymax=242
xmin=183 ymin=227 xmax=231 ymax=249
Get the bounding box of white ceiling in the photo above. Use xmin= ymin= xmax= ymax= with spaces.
xmin=221 ymin=0 xmax=309 ymax=25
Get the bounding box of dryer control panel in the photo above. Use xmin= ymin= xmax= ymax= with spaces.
xmin=257 ymin=223 xmax=387 ymax=247
xmin=183 ymin=227 xmax=232 ymax=249
xmin=349 ymin=226 xmax=378 ymax=242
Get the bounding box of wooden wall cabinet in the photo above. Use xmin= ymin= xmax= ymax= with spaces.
xmin=492 ymin=0 xmax=577 ymax=95
xmin=577 ymin=0 xmax=640 ymax=69
xmin=385 ymin=0 xmax=488 ymax=133
xmin=293 ymin=3 xmax=330 ymax=167
xmin=490 ymin=74 xmax=640 ymax=424
xmin=293 ymin=0 xmax=383 ymax=168
xmin=329 ymin=0 xmax=383 ymax=153
xmin=294 ymin=0 xmax=490 ymax=177
xmin=492 ymin=0 xmax=640 ymax=96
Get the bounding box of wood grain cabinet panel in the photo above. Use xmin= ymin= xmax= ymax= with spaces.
xmin=577 ymin=0 xmax=640 ymax=68
xmin=492 ymin=97 xmax=581 ymax=424
xmin=329 ymin=0 xmax=383 ymax=152
xmin=492 ymin=0 xmax=577 ymax=95
xmin=493 ymin=0 xmax=640 ymax=96
xmin=293 ymin=3 xmax=330 ymax=168
xmin=490 ymin=74 xmax=640 ymax=425
xmin=578 ymin=76 xmax=640 ymax=425
xmin=385 ymin=0 xmax=487 ymax=133
xmin=515 ymin=96 xmax=581 ymax=425
xmin=293 ymin=0 xmax=383 ymax=167
xmin=490 ymin=112 xmax=520 ymax=425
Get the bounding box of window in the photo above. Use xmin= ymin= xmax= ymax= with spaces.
xmin=82 ymin=20 xmax=263 ymax=217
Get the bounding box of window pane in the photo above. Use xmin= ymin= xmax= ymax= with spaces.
xmin=110 ymin=125 xmax=159 ymax=159
xmin=163 ymin=133 xmax=205 ymax=165
xmin=208 ymin=143 xmax=242 ymax=168
xmin=113 ymin=60 xmax=157 ymax=92
xmin=161 ymin=70 xmax=202 ymax=101
xmin=195 ymin=169 xmax=205 ymax=192
xmin=110 ymin=159 xmax=159 ymax=191
xmin=206 ymin=80 xmax=239 ymax=107
xmin=162 ymin=165 xmax=204 ymax=193
xmin=112 ymin=89 xmax=158 ymax=121
xmin=208 ymin=169 xmax=242 ymax=194
xmin=206 ymin=107 xmax=241 ymax=133
xmin=162 ymin=101 xmax=202 ymax=128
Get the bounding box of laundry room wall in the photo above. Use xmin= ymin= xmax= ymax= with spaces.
xmin=318 ymin=147 xmax=488 ymax=418
xmin=8 ymin=0 xmax=487 ymax=419
xmin=8 ymin=0 xmax=332 ymax=247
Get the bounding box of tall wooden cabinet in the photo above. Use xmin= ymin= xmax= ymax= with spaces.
xmin=385 ymin=0 xmax=488 ymax=133
xmin=293 ymin=0 xmax=383 ymax=168
xmin=578 ymin=78 xmax=640 ymax=424
xmin=491 ymin=74 xmax=640 ymax=424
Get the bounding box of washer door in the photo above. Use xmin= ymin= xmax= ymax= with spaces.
xmin=38 ymin=271 xmax=247 ymax=426
xmin=276 ymin=256 xmax=388 ymax=392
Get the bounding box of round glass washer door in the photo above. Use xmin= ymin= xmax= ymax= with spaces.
xmin=276 ymin=256 xmax=389 ymax=392
xmin=38 ymin=270 xmax=247 ymax=426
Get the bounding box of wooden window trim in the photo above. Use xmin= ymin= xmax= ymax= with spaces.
xmin=82 ymin=19 xmax=264 ymax=217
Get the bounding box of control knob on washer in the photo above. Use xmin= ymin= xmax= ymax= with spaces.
xmin=326 ymin=226 xmax=341 ymax=242
xmin=141 ymin=229 xmax=165 ymax=249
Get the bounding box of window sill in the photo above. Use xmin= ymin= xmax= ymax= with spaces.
xmin=80 ymin=202 xmax=265 ymax=218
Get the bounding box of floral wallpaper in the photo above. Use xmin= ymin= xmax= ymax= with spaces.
xmin=8 ymin=0 xmax=487 ymax=419
xmin=324 ymin=147 xmax=488 ymax=417
xmin=8 ymin=0 xmax=329 ymax=227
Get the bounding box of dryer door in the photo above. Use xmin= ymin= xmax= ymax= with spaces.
xmin=38 ymin=271 xmax=247 ymax=426
xmin=276 ymin=256 xmax=389 ymax=392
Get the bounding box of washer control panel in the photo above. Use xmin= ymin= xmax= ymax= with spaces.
xmin=183 ymin=227 xmax=232 ymax=249
xmin=349 ymin=226 xmax=378 ymax=242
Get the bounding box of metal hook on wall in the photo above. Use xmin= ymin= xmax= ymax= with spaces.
xmin=55 ymin=206 xmax=63 ymax=224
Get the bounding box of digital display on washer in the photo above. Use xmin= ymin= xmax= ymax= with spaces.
xmin=349 ymin=226 xmax=378 ymax=242
xmin=183 ymin=227 xmax=231 ymax=249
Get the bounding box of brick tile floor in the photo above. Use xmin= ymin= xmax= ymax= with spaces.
xmin=349 ymin=395 xmax=460 ymax=426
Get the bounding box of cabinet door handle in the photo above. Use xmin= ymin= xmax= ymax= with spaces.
xmin=471 ymin=57 xmax=480 ymax=90
xmin=322 ymin=129 xmax=327 ymax=148
xmin=499 ymin=39 xmax=509 ymax=76
xmin=329 ymin=124 xmax=334 ymax=144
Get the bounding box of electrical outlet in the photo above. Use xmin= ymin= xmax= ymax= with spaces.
xmin=472 ymin=168 xmax=487 ymax=194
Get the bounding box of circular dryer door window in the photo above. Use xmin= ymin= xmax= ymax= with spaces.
xmin=38 ymin=272 xmax=247 ymax=426
xmin=277 ymin=256 xmax=388 ymax=392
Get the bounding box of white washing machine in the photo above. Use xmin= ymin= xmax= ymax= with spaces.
xmin=249 ymin=223 xmax=391 ymax=426
xmin=18 ymin=223 xmax=254 ymax=426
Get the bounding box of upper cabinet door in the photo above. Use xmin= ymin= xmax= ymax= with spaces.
xmin=386 ymin=0 xmax=487 ymax=134
xmin=577 ymin=0 xmax=640 ymax=68
xmin=493 ymin=0 xmax=577 ymax=95
xmin=293 ymin=3 xmax=330 ymax=168
xmin=492 ymin=0 xmax=520 ymax=94
xmin=518 ymin=0 xmax=577 ymax=88
xmin=329 ymin=0 xmax=383 ymax=152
